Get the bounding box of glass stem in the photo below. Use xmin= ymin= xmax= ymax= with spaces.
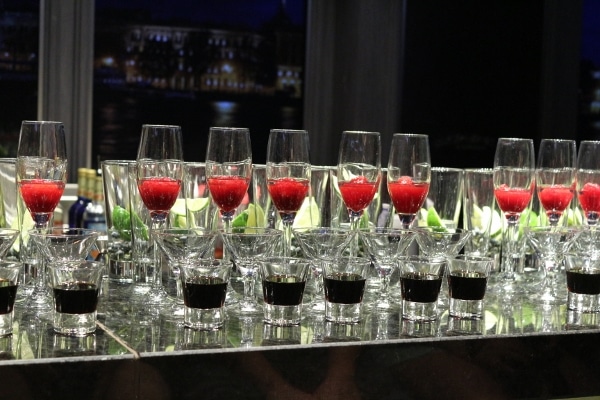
xmin=150 ymin=218 xmax=166 ymax=290
xmin=243 ymin=269 xmax=256 ymax=305
xmin=281 ymin=213 xmax=295 ymax=257
xmin=500 ymin=217 xmax=521 ymax=282
xmin=348 ymin=210 xmax=363 ymax=256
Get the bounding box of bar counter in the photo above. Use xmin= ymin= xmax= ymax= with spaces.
xmin=1 ymin=279 xmax=600 ymax=399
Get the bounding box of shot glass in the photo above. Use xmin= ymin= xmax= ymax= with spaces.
xmin=399 ymin=255 xmax=447 ymax=321
xmin=564 ymin=254 xmax=600 ymax=313
xmin=323 ymin=257 xmax=371 ymax=324
xmin=447 ymin=255 xmax=493 ymax=319
xmin=260 ymin=257 xmax=310 ymax=326
xmin=48 ymin=261 xmax=104 ymax=336
xmin=180 ymin=259 xmax=231 ymax=330
xmin=0 ymin=262 xmax=20 ymax=336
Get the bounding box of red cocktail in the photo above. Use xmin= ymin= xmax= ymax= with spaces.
xmin=579 ymin=182 xmax=600 ymax=216
xmin=339 ymin=176 xmax=378 ymax=213
xmin=387 ymin=176 xmax=429 ymax=215
xmin=494 ymin=184 xmax=532 ymax=216
xmin=538 ymin=185 xmax=573 ymax=216
xmin=138 ymin=177 xmax=181 ymax=218
xmin=268 ymin=177 xmax=309 ymax=214
xmin=207 ymin=175 xmax=250 ymax=214
xmin=19 ymin=179 xmax=65 ymax=215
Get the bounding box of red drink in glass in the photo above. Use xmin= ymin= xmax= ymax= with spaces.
xmin=207 ymin=175 xmax=250 ymax=213
xmin=494 ymin=185 xmax=532 ymax=215
xmin=387 ymin=176 xmax=429 ymax=215
xmin=538 ymin=185 xmax=573 ymax=215
xmin=19 ymin=179 xmax=65 ymax=214
xmin=338 ymin=176 xmax=378 ymax=213
xmin=138 ymin=177 xmax=181 ymax=213
xmin=578 ymin=182 xmax=600 ymax=215
xmin=268 ymin=177 xmax=309 ymax=214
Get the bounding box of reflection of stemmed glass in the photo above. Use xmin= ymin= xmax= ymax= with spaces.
xmin=576 ymin=141 xmax=600 ymax=257
xmin=220 ymin=227 xmax=282 ymax=315
xmin=292 ymin=227 xmax=355 ymax=313
xmin=536 ymin=139 xmax=576 ymax=226
xmin=205 ymin=127 xmax=252 ymax=233
xmin=387 ymin=133 xmax=431 ymax=229
xmin=337 ymin=131 xmax=381 ymax=254
xmin=136 ymin=124 xmax=184 ymax=306
xmin=16 ymin=121 xmax=67 ymax=310
xmin=266 ymin=129 xmax=310 ymax=256
xmin=359 ymin=228 xmax=416 ymax=311
xmin=493 ymin=137 xmax=535 ymax=295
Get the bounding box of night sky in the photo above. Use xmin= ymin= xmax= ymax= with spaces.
xmin=581 ymin=0 xmax=600 ymax=66
xmin=95 ymin=0 xmax=306 ymax=29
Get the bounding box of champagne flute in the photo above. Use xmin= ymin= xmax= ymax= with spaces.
xmin=337 ymin=131 xmax=381 ymax=254
xmin=493 ymin=137 xmax=535 ymax=295
xmin=266 ymin=129 xmax=310 ymax=256
xmin=16 ymin=120 xmax=67 ymax=310
xmin=536 ymin=139 xmax=576 ymax=226
xmin=387 ymin=133 xmax=431 ymax=229
xmin=576 ymin=140 xmax=600 ymax=258
xmin=205 ymin=127 xmax=252 ymax=233
xmin=136 ymin=124 xmax=183 ymax=306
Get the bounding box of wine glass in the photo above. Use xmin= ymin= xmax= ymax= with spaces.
xmin=576 ymin=141 xmax=600 ymax=258
xmin=292 ymin=227 xmax=356 ymax=313
xmin=16 ymin=121 xmax=68 ymax=310
xmin=266 ymin=129 xmax=310 ymax=256
xmin=525 ymin=226 xmax=580 ymax=304
xmin=205 ymin=127 xmax=252 ymax=235
xmin=359 ymin=227 xmax=417 ymax=311
xmin=220 ymin=227 xmax=282 ymax=315
xmin=536 ymin=139 xmax=576 ymax=226
xmin=493 ymin=137 xmax=535 ymax=296
xmin=136 ymin=124 xmax=184 ymax=306
xmin=337 ymin=131 xmax=381 ymax=254
xmin=387 ymin=133 xmax=431 ymax=229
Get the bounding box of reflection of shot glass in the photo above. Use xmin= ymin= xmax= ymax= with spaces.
xmin=0 ymin=261 xmax=20 ymax=336
xmin=180 ymin=326 xmax=227 ymax=350
xmin=564 ymin=254 xmax=600 ymax=313
xmin=417 ymin=167 xmax=464 ymax=230
xmin=261 ymin=324 xmax=301 ymax=345
xmin=180 ymin=259 xmax=231 ymax=330
xmin=323 ymin=257 xmax=371 ymax=324
xmin=48 ymin=260 xmax=104 ymax=336
xmin=260 ymin=257 xmax=310 ymax=326
xmin=102 ymin=160 xmax=135 ymax=283
xmin=399 ymin=255 xmax=446 ymax=321
xmin=447 ymin=255 xmax=493 ymax=319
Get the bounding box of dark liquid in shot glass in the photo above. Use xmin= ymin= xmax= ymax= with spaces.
xmin=53 ymin=282 xmax=99 ymax=314
xmin=183 ymin=277 xmax=227 ymax=309
xmin=324 ymin=273 xmax=366 ymax=304
xmin=0 ymin=279 xmax=17 ymax=314
xmin=263 ymin=274 xmax=306 ymax=306
xmin=566 ymin=268 xmax=600 ymax=295
xmin=448 ymin=270 xmax=487 ymax=300
xmin=400 ymin=272 xmax=442 ymax=303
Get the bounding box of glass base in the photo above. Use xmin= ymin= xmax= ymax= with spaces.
xmin=54 ymin=311 xmax=97 ymax=337
xmin=325 ymin=301 xmax=362 ymax=324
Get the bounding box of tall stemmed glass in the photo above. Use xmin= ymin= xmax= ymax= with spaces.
xmin=266 ymin=129 xmax=310 ymax=256
xmin=576 ymin=141 xmax=600 ymax=258
xmin=536 ymin=139 xmax=576 ymax=226
xmin=136 ymin=124 xmax=183 ymax=306
xmin=387 ymin=133 xmax=431 ymax=229
xmin=205 ymin=127 xmax=252 ymax=233
xmin=493 ymin=137 xmax=535 ymax=295
xmin=16 ymin=121 xmax=67 ymax=310
xmin=337 ymin=131 xmax=381 ymax=254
